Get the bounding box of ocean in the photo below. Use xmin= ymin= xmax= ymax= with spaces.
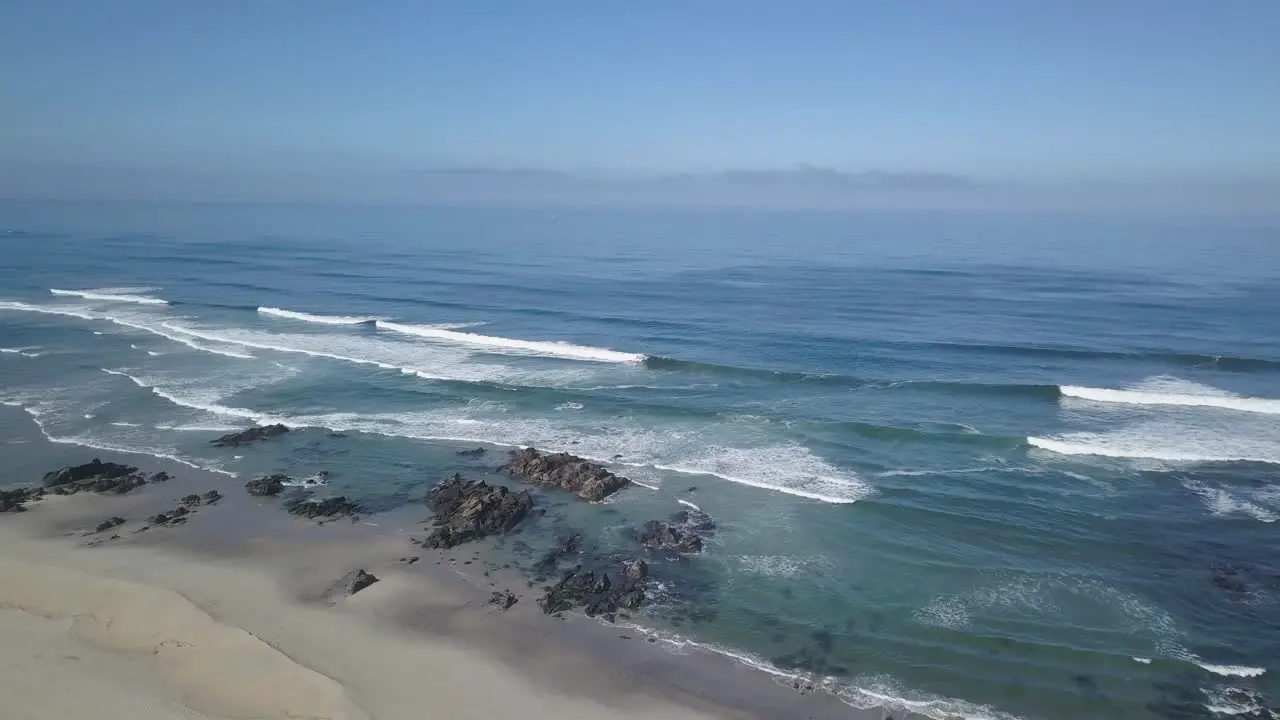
xmin=2 ymin=199 xmax=1278 ymax=720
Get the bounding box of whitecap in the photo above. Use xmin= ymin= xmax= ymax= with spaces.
xmin=676 ymin=498 xmax=701 ymax=511
xmin=257 ymin=306 xmax=379 ymax=325
xmin=375 ymin=319 xmax=644 ymax=364
xmin=1183 ymin=479 xmax=1278 ymax=523
xmin=1197 ymin=663 xmax=1267 ymax=678
xmin=50 ymin=287 xmax=168 ymax=305
xmin=555 ymin=402 xmax=584 ymax=411
xmin=1061 ymin=376 xmax=1280 ymax=415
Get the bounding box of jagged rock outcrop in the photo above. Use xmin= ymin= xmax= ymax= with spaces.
xmin=42 ymin=459 xmax=136 ymax=488
xmin=1 ymin=487 xmax=44 ymax=513
xmin=286 ymin=495 xmax=361 ymax=521
xmin=504 ymin=447 xmax=629 ymax=501
xmin=419 ymin=474 xmax=533 ymax=549
xmin=537 ymin=561 xmax=647 ymax=618
xmin=323 ymin=569 xmax=379 ymax=602
xmin=245 ymin=474 xmax=288 ymax=497
xmin=211 ymin=424 xmax=290 ymax=448
xmin=489 ymin=590 xmax=518 ymax=610
xmin=636 ymin=521 xmax=703 ymax=553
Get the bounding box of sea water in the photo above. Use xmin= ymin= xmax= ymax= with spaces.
xmin=2 ymin=201 xmax=1277 ymax=719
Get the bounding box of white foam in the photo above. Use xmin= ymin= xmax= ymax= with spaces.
xmin=650 ymin=445 xmax=871 ymax=504
xmin=50 ymin=287 xmax=168 ymax=305
xmin=110 ymin=422 xmax=141 ymax=427
xmin=676 ymin=498 xmax=701 ymax=511
xmin=17 ymin=405 xmax=236 ymax=477
xmin=155 ymin=424 xmax=245 ymax=433
xmin=1029 ymin=413 xmax=1280 ymax=466
xmin=100 ymin=368 xmax=279 ymax=422
xmin=376 ymin=320 xmax=645 ymax=364
xmin=1197 ymin=663 xmax=1267 ymax=678
xmin=1201 ymin=686 xmax=1271 ymax=716
xmin=159 ymin=322 xmax=607 ymax=388
xmin=555 ymin=402 xmax=584 ymax=410
xmin=735 ymin=555 xmax=827 ymax=578
xmin=0 ymin=301 xmax=254 ymax=359
xmin=281 ymin=473 xmax=329 ymax=488
xmin=1133 ymin=657 xmax=1152 ymax=664
xmin=257 ymin=306 xmax=379 ymax=325
xmin=1183 ymin=479 xmax=1278 ymax=523
xmin=1062 ymin=376 xmax=1280 ymax=415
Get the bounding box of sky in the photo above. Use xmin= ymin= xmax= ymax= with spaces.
xmin=1 ymin=1 xmax=1277 ymax=211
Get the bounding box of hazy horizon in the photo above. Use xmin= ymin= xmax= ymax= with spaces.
xmin=2 ymin=1 xmax=1277 ymax=215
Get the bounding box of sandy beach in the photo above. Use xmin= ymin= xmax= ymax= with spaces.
xmin=0 ymin=452 xmax=872 ymax=720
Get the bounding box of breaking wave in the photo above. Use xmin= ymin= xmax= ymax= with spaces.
xmin=376 ymin=320 xmax=644 ymax=364
xmin=50 ymin=287 xmax=168 ymax=305
xmin=257 ymin=306 xmax=379 ymax=325
xmin=1061 ymin=377 xmax=1280 ymax=415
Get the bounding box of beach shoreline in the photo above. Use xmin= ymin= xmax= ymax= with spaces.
xmin=0 ymin=446 xmax=879 ymax=720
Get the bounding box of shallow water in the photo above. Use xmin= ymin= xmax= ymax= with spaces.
xmin=2 ymin=201 xmax=1278 ymax=719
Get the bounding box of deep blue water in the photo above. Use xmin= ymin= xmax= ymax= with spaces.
xmin=2 ymin=200 xmax=1279 ymax=720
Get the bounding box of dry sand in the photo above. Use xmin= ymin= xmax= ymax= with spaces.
xmin=0 ymin=491 xmax=733 ymax=720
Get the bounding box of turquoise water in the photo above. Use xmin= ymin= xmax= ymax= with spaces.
xmin=2 ymin=200 xmax=1278 ymax=719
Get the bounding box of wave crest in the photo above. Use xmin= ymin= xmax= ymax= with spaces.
xmin=51 ymin=287 xmax=168 ymax=305
xmin=257 ymin=306 xmax=379 ymax=325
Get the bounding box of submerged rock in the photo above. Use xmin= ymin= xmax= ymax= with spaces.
xmin=245 ymin=474 xmax=288 ymax=497
xmin=323 ymin=569 xmax=379 ymax=601
xmin=180 ymin=494 xmax=202 ymax=507
xmin=533 ymin=533 xmax=582 ymax=576
xmin=456 ymin=447 xmax=487 ymax=458
xmin=286 ymin=495 xmax=361 ymax=521
xmin=202 ymin=489 xmax=223 ymax=505
xmin=211 ymin=424 xmax=290 ymax=448
xmin=42 ymin=459 xmax=137 ymax=488
xmin=504 ymin=447 xmax=629 ymax=502
xmin=420 ymin=474 xmax=533 ymax=549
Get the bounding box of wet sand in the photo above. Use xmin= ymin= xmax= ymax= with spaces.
xmin=0 ymin=452 xmax=884 ymax=720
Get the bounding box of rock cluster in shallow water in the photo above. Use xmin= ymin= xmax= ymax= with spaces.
xmin=419 ymin=474 xmax=533 ymax=549
xmin=537 ymin=559 xmax=648 ymax=619
xmin=504 ymin=447 xmax=629 ymax=502
xmin=211 ymin=424 xmax=290 ymax=448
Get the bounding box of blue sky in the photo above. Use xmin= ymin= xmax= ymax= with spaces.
xmin=1 ymin=1 xmax=1277 ymax=209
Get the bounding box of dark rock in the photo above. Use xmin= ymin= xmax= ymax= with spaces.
xmin=202 ymin=490 xmax=222 ymax=505
xmin=621 ymin=559 xmax=648 ymax=583
xmin=533 ymin=533 xmax=582 ymax=575
xmin=812 ymin=630 xmax=834 ymax=653
xmin=323 ymin=569 xmax=379 ymax=601
xmin=489 ymin=589 xmax=518 ymax=610
xmin=94 ymin=516 xmax=126 ymax=533
xmin=327 ymin=432 xmax=348 ymax=439
xmin=180 ymin=494 xmax=202 ymax=507
xmin=504 ymin=447 xmax=630 ymax=502
xmin=245 ymin=474 xmax=288 ymax=497
xmin=420 ymin=474 xmax=534 ymax=549
xmin=147 ymin=511 xmax=185 ymax=526
xmin=636 ymin=520 xmax=703 ymax=553
xmin=671 ymin=508 xmax=716 ymax=534
xmin=51 ymin=471 xmax=148 ymax=496
xmin=43 ymin=459 xmax=137 ymax=488
xmin=536 ymin=561 xmax=647 ymax=617
xmin=171 ymin=505 xmax=189 ymax=517
xmin=148 ymin=471 xmax=172 ymax=483
xmin=400 ymin=556 xmax=419 ymax=565
xmin=286 ymin=495 xmax=361 ymax=521
xmin=211 ymin=424 xmax=290 ymax=448
xmin=456 ymin=447 xmax=487 ymax=458
xmin=1 ymin=487 xmax=43 ymax=513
